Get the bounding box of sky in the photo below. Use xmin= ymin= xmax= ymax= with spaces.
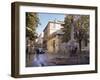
xmin=36 ymin=13 xmax=65 ymax=36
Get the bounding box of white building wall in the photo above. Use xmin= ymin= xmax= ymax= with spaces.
xmin=49 ymin=23 xmax=63 ymax=34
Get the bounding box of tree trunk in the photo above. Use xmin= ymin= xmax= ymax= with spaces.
xmin=79 ymin=40 xmax=82 ymax=53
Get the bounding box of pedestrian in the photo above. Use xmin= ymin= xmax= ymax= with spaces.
xmin=70 ymin=41 xmax=78 ymax=56
xmin=34 ymin=47 xmax=47 ymax=67
xmin=38 ymin=48 xmax=47 ymax=66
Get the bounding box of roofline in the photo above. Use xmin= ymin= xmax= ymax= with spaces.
xmin=43 ymin=21 xmax=64 ymax=32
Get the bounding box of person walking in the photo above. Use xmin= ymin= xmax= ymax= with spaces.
xmin=34 ymin=47 xmax=48 ymax=67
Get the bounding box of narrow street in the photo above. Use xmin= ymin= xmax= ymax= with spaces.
xmin=26 ymin=12 xmax=90 ymax=67
xmin=26 ymin=51 xmax=89 ymax=67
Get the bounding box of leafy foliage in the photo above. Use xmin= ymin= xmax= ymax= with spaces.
xmin=62 ymin=15 xmax=89 ymax=52
xmin=74 ymin=15 xmax=89 ymax=52
xmin=62 ymin=15 xmax=74 ymax=42
xmin=26 ymin=12 xmax=39 ymax=40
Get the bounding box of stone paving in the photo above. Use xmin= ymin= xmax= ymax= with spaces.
xmin=26 ymin=51 xmax=89 ymax=67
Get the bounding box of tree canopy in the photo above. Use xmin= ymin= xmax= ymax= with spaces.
xmin=62 ymin=15 xmax=74 ymax=42
xmin=26 ymin=12 xmax=39 ymax=40
xmin=74 ymin=15 xmax=89 ymax=52
xmin=62 ymin=14 xmax=89 ymax=52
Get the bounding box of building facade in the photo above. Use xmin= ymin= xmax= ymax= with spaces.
xmin=43 ymin=20 xmax=89 ymax=55
xmin=36 ymin=32 xmax=44 ymax=48
xmin=43 ymin=21 xmax=64 ymax=54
